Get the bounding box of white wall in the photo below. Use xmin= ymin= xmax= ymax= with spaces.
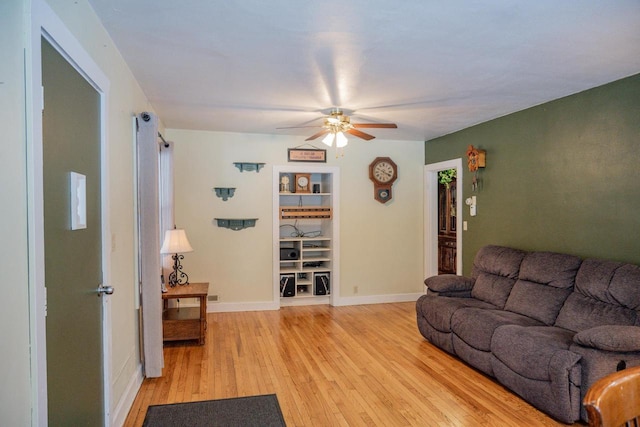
xmin=167 ymin=129 xmax=425 ymax=307
xmin=0 ymin=0 xmax=33 ymax=424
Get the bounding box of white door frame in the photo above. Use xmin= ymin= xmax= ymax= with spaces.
xmin=424 ymin=159 xmax=463 ymax=280
xmin=28 ymin=1 xmax=112 ymax=425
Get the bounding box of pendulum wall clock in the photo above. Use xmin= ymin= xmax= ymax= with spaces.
xmin=369 ymin=157 xmax=398 ymax=204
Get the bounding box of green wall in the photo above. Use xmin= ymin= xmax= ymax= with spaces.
xmin=425 ymin=73 xmax=640 ymax=274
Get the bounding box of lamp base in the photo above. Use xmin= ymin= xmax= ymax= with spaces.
xmin=168 ymin=253 xmax=190 ymax=286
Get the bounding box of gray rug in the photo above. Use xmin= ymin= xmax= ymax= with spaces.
xmin=143 ymin=394 xmax=286 ymax=426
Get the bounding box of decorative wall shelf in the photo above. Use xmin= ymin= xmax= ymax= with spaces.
xmin=213 ymin=187 xmax=236 ymax=201
xmin=214 ymin=218 xmax=258 ymax=231
xmin=233 ymin=162 xmax=265 ymax=173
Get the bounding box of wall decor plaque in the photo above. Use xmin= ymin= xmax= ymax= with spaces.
xmin=287 ymin=148 xmax=327 ymax=163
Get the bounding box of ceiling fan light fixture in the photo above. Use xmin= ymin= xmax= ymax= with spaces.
xmin=322 ymin=132 xmax=335 ymax=147
xmin=336 ymin=131 xmax=348 ymax=148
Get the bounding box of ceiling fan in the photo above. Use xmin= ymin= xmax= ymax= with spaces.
xmin=279 ymin=108 xmax=397 ymax=147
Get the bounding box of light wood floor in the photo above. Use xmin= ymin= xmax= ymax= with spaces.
xmin=124 ymin=302 xmax=581 ymax=426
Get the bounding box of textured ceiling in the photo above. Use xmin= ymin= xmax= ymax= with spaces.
xmin=88 ymin=0 xmax=640 ymax=142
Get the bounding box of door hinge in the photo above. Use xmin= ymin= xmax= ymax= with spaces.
xmin=41 ymin=85 xmax=45 ymax=112
xmin=44 ymin=286 xmax=47 ymax=317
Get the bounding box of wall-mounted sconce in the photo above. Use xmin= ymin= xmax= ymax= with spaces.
xmin=213 ymin=187 xmax=236 ymax=201
xmin=465 ymin=196 xmax=477 ymax=217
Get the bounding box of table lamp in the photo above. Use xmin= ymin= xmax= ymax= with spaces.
xmin=160 ymin=227 xmax=194 ymax=286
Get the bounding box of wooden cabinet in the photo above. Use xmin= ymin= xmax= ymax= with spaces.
xmin=274 ymin=167 xmax=339 ymax=306
xmin=162 ymin=282 xmax=208 ymax=345
xmin=438 ymin=180 xmax=457 ymax=275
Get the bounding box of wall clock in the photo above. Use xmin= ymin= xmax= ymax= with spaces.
xmin=295 ymin=173 xmax=311 ymax=193
xmin=369 ymin=157 xmax=398 ymax=203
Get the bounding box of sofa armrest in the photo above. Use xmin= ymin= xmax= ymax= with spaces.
xmin=424 ymin=274 xmax=474 ymax=294
xmin=573 ymin=325 xmax=640 ymax=352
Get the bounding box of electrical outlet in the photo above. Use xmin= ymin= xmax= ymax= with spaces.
xmin=207 ymin=295 xmax=218 ymax=302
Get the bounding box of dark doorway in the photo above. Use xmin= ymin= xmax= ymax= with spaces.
xmin=437 ymin=170 xmax=457 ymax=274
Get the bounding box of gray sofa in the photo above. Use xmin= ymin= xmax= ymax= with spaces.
xmin=416 ymin=245 xmax=640 ymax=423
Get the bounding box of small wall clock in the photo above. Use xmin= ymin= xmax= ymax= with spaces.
xmin=295 ymin=173 xmax=311 ymax=193
xmin=369 ymin=157 xmax=398 ymax=203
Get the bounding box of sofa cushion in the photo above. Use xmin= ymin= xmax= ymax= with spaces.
xmin=505 ymin=280 xmax=573 ymax=325
xmin=470 ymin=246 xmax=526 ymax=308
xmin=504 ymin=251 xmax=581 ymax=325
xmin=555 ymin=293 xmax=638 ymax=332
xmin=471 ymin=273 xmax=517 ymax=308
xmin=573 ymin=325 xmax=640 ymax=352
xmin=451 ymin=307 xmax=542 ymax=352
xmin=424 ymin=274 xmax=475 ymax=293
xmin=491 ymin=325 xmax=578 ymax=381
xmin=518 ymin=251 xmax=582 ymax=289
xmin=416 ymin=294 xmax=495 ymax=333
xmin=575 ymin=259 xmax=640 ymax=310
xmin=471 ymin=245 xmax=527 ymax=280
xmin=555 ymin=258 xmax=640 ymax=332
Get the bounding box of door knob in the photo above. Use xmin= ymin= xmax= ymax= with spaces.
xmin=97 ymin=284 xmax=114 ymax=296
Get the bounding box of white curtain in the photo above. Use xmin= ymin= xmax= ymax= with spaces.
xmin=159 ymin=140 xmax=175 ymax=280
xmin=136 ymin=112 xmax=163 ymax=377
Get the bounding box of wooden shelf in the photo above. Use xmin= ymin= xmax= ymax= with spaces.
xmin=163 ymin=307 xmax=200 ymax=321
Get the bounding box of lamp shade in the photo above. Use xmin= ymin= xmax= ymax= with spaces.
xmin=322 ymin=132 xmax=335 ymax=147
xmin=160 ymin=228 xmax=193 ymax=254
xmin=335 ymin=131 xmax=348 ymax=148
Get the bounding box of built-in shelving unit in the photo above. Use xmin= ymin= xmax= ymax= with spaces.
xmin=273 ymin=166 xmax=340 ymax=307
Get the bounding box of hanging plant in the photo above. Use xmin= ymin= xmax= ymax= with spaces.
xmin=438 ymin=169 xmax=457 ymax=188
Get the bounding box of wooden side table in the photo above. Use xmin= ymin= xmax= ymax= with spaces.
xmin=162 ymin=282 xmax=208 ymax=345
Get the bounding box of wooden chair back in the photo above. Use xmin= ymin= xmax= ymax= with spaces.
xmin=583 ymin=365 xmax=640 ymax=427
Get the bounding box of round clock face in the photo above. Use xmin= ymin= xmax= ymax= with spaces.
xmin=281 ymin=175 xmax=290 ymax=185
xmin=373 ymin=161 xmax=395 ymax=183
xmin=297 ymin=176 xmax=309 ymax=187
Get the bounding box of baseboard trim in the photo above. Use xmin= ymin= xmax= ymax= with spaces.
xmin=111 ymin=363 xmax=143 ymax=427
xmin=206 ymin=293 xmax=421 ymax=312
xmin=207 ymin=301 xmax=280 ymax=312
xmin=333 ymin=293 xmax=423 ymax=306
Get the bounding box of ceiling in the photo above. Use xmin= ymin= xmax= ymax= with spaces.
xmin=88 ymin=0 xmax=640 ymax=142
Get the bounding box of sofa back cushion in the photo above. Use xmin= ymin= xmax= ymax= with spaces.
xmin=504 ymin=251 xmax=582 ymax=325
xmin=470 ymin=245 xmax=526 ymax=308
xmin=555 ymin=258 xmax=640 ymax=331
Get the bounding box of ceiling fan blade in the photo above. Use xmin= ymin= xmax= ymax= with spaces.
xmin=276 ymin=125 xmax=323 ymax=129
xmin=346 ymin=128 xmax=376 ymax=141
xmin=352 ymin=123 xmax=398 ymax=129
xmin=306 ymin=129 xmax=331 ymax=141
